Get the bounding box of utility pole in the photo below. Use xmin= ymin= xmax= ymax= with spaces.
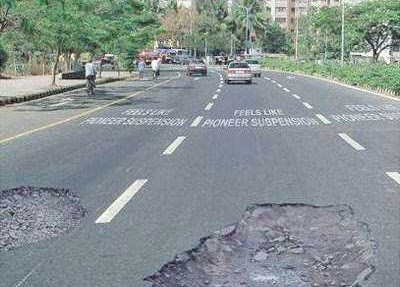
xmin=205 ymin=37 xmax=208 ymax=59
xmin=237 ymin=1 xmax=255 ymax=55
xmin=341 ymin=0 xmax=345 ymax=65
xmin=295 ymin=4 xmax=299 ymax=61
xmin=230 ymin=34 xmax=233 ymax=56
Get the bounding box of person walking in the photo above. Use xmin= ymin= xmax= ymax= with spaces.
xmin=138 ymin=58 xmax=145 ymax=80
xmin=85 ymin=58 xmax=97 ymax=96
xmin=151 ymin=57 xmax=160 ymax=80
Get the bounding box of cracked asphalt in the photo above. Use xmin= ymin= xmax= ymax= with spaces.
xmin=0 ymin=66 xmax=399 ymax=287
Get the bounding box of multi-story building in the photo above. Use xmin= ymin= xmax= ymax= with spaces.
xmin=265 ymin=0 xmax=341 ymax=32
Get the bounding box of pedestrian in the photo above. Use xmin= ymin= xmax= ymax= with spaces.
xmin=138 ymin=58 xmax=145 ymax=80
xmin=85 ymin=57 xmax=96 ymax=96
xmin=151 ymin=57 xmax=160 ymax=80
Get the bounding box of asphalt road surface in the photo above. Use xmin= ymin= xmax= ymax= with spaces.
xmin=1 ymin=67 xmax=399 ymax=287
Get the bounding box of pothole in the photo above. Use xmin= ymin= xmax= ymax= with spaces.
xmin=0 ymin=186 xmax=86 ymax=251
xmin=146 ymin=204 xmax=376 ymax=287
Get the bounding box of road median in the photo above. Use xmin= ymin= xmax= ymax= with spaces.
xmin=0 ymin=76 xmax=128 ymax=106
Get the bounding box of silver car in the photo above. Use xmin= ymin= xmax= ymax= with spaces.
xmin=245 ymin=59 xmax=262 ymax=77
xmin=224 ymin=62 xmax=253 ymax=84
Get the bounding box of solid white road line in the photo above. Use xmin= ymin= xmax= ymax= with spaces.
xmin=205 ymin=102 xmax=214 ymax=110
xmin=283 ymin=88 xmax=290 ymax=92
xmin=386 ymin=172 xmax=400 ymax=185
xmin=302 ymin=102 xmax=313 ymax=109
xmin=95 ymin=179 xmax=148 ymax=224
xmin=191 ymin=116 xmax=204 ymax=127
xmin=163 ymin=136 xmax=186 ymax=155
xmin=213 ymin=94 xmax=218 ymax=100
xmin=292 ymin=93 xmax=301 ymax=99
xmin=338 ymin=133 xmax=366 ymax=151
xmin=315 ymin=114 xmax=332 ymax=124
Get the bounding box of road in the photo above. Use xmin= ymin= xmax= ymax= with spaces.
xmin=1 ymin=67 xmax=399 ymax=287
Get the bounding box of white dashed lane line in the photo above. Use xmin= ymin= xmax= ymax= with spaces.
xmin=190 ymin=116 xmax=204 ymax=127
xmin=205 ymin=102 xmax=214 ymax=111
xmin=283 ymin=88 xmax=290 ymax=93
xmin=315 ymin=114 xmax=332 ymax=124
xmin=302 ymin=102 xmax=313 ymax=109
xmin=95 ymin=179 xmax=148 ymax=224
xmin=264 ymin=77 xmax=270 ymax=80
xmin=271 ymin=80 xmax=276 ymax=84
xmin=386 ymin=172 xmax=400 ymax=185
xmin=216 ymin=89 xmax=221 ymax=93
xmin=277 ymin=83 xmax=283 ymax=88
xmin=213 ymin=94 xmax=218 ymax=100
xmin=338 ymin=133 xmax=366 ymax=151
xmin=162 ymin=136 xmax=186 ymax=155
xmin=292 ymin=94 xmax=301 ymax=99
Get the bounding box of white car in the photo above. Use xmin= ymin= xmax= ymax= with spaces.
xmin=245 ymin=59 xmax=262 ymax=77
xmin=224 ymin=62 xmax=253 ymax=84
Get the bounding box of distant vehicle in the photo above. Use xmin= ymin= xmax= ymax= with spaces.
xmin=139 ymin=50 xmax=159 ymax=65
xmin=61 ymin=66 xmax=85 ymax=79
xmin=224 ymin=62 xmax=252 ymax=84
xmin=245 ymin=59 xmax=262 ymax=77
xmin=186 ymin=59 xmax=207 ymax=76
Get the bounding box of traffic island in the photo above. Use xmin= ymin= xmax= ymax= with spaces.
xmin=0 ymin=186 xmax=86 ymax=251
xmin=146 ymin=204 xmax=376 ymax=287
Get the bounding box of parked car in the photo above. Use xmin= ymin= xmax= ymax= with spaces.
xmin=61 ymin=66 xmax=85 ymax=79
xmin=187 ymin=59 xmax=207 ymax=76
xmin=224 ymin=62 xmax=252 ymax=84
xmin=245 ymin=59 xmax=262 ymax=77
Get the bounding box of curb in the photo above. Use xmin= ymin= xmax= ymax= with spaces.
xmin=263 ymin=68 xmax=400 ymax=102
xmin=0 ymin=77 xmax=128 ymax=106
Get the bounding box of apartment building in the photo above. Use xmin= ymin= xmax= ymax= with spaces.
xmin=265 ymin=0 xmax=341 ymax=31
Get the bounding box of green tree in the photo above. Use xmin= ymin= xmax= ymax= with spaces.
xmin=260 ymin=22 xmax=292 ymax=54
xmin=348 ymin=0 xmax=400 ymax=61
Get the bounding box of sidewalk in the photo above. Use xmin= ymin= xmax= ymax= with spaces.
xmin=0 ymin=71 xmax=131 ymax=106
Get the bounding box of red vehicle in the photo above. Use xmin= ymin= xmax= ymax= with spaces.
xmin=186 ymin=59 xmax=207 ymax=76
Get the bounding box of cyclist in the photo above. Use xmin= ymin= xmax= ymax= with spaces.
xmin=85 ymin=58 xmax=97 ymax=96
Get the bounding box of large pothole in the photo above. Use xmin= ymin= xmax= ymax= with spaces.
xmin=0 ymin=186 xmax=86 ymax=251
xmin=146 ymin=204 xmax=376 ymax=287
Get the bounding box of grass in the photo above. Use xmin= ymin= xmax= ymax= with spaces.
xmin=261 ymin=58 xmax=400 ymax=95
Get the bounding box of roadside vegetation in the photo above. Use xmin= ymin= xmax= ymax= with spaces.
xmin=262 ymin=0 xmax=400 ymax=96
xmin=262 ymin=58 xmax=400 ymax=95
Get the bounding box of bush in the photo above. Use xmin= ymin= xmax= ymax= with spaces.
xmin=261 ymin=58 xmax=400 ymax=95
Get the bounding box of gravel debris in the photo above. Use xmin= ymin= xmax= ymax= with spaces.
xmin=145 ymin=204 xmax=376 ymax=287
xmin=0 ymin=186 xmax=86 ymax=251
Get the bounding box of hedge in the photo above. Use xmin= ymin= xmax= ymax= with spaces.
xmin=262 ymin=58 xmax=400 ymax=95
